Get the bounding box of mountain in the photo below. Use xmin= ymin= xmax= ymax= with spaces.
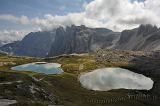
xmin=0 ymin=41 xmax=5 ymax=47
xmin=0 ymin=25 xmax=120 ymax=57
xmin=1 ymin=31 xmax=56 ymax=57
xmin=115 ymin=24 xmax=160 ymax=51
xmin=1 ymin=24 xmax=160 ymax=57
xmin=48 ymin=25 xmax=120 ymax=56
xmin=0 ymin=41 xmax=20 ymax=55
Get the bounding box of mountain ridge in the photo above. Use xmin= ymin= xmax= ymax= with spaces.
xmin=1 ymin=24 xmax=160 ymax=57
xmin=0 ymin=25 xmax=120 ymax=57
xmin=115 ymin=24 xmax=160 ymax=51
xmin=48 ymin=25 xmax=119 ymax=56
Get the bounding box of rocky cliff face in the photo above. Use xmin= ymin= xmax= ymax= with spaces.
xmin=15 ymin=31 xmax=56 ymax=57
xmin=48 ymin=25 xmax=120 ymax=56
xmin=0 ymin=25 xmax=119 ymax=57
xmin=115 ymin=24 xmax=160 ymax=51
xmin=1 ymin=24 xmax=160 ymax=57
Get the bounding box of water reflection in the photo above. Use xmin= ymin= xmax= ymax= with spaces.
xmin=79 ymin=68 xmax=153 ymax=91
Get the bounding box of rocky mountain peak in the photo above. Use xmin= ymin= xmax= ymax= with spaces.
xmin=56 ymin=26 xmax=65 ymax=32
xmin=49 ymin=25 xmax=119 ymax=56
xmin=116 ymin=24 xmax=160 ymax=51
xmin=1 ymin=24 xmax=160 ymax=57
xmin=137 ymin=24 xmax=158 ymax=35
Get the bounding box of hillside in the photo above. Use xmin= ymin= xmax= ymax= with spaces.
xmin=0 ymin=31 xmax=56 ymax=57
xmin=115 ymin=24 xmax=160 ymax=51
xmin=49 ymin=25 xmax=120 ymax=56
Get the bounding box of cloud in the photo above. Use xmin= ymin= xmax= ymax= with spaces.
xmin=31 ymin=13 xmax=106 ymax=31
xmin=0 ymin=30 xmax=30 ymax=44
xmin=30 ymin=0 xmax=160 ymax=31
xmin=0 ymin=13 xmax=104 ymax=31
xmin=85 ymin=0 xmax=160 ymax=30
xmin=0 ymin=14 xmax=29 ymax=25
xmin=59 ymin=5 xmax=66 ymax=10
xmin=1 ymin=0 xmax=160 ymax=32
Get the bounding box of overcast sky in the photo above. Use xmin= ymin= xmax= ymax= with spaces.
xmin=0 ymin=0 xmax=159 ymax=43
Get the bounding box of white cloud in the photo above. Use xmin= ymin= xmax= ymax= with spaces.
xmin=0 ymin=14 xmax=29 ymax=25
xmin=31 ymin=13 xmax=106 ymax=31
xmin=84 ymin=0 xmax=160 ymax=31
xmin=1 ymin=0 xmax=160 ymax=34
xmin=0 ymin=30 xmax=30 ymax=44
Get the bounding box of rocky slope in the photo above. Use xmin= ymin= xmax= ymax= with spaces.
xmin=1 ymin=31 xmax=56 ymax=57
xmin=49 ymin=25 xmax=120 ymax=56
xmin=1 ymin=24 xmax=160 ymax=57
xmin=115 ymin=24 xmax=160 ymax=51
xmin=0 ymin=25 xmax=120 ymax=57
xmin=96 ymin=49 xmax=160 ymax=96
xmin=0 ymin=41 xmax=20 ymax=55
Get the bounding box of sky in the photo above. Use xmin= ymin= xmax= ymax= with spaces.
xmin=0 ymin=0 xmax=159 ymax=44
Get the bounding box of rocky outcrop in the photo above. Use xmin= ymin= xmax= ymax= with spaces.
xmin=49 ymin=25 xmax=120 ymax=56
xmin=0 ymin=71 xmax=59 ymax=105
xmin=0 ymin=25 xmax=120 ymax=57
xmin=1 ymin=24 xmax=160 ymax=57
xmin=15 ymin=31 xmax=56 ymax=57
xmin=115 ymin=24 xmax=160 ymax=51
xmin=95 ymin=49 xmax=146 ymax=62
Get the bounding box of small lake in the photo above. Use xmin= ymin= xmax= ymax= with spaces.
xmin=79 ymin=68 xmax=154 ymax=91
xmin=11 ymin=62 xmax=64 ymax=74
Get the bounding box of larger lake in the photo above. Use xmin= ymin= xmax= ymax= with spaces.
xmin=79 ymin=68 xmax=154 ymax=91
xmin=11 ymin=62 xmax=64 ymax=74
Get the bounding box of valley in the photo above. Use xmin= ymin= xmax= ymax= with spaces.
xmin=1 ymin=0 xmax=160 ymax=106
xmin=0 ymin=49 xmax=160 ymax=106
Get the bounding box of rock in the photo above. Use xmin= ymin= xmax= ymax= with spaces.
xmin=115 ymin=24 xmax=160 ymax=51
xmin=49 ymin=25 xmax=120 ymax=56
xmin=1 ymin=31 xmax=56 ymax=57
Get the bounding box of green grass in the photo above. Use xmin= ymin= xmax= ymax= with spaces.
xmin=42 ymin=73 xmax=131 ymax=106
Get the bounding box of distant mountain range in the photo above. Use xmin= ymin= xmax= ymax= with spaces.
xmin=0 ymin=24 xmax=160 ymax=57
xmin=1 ymin=31 xmax=56 ymax=57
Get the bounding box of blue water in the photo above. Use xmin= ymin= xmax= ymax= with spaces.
xmin=11 ymin=62 xmax=64 ymax=74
